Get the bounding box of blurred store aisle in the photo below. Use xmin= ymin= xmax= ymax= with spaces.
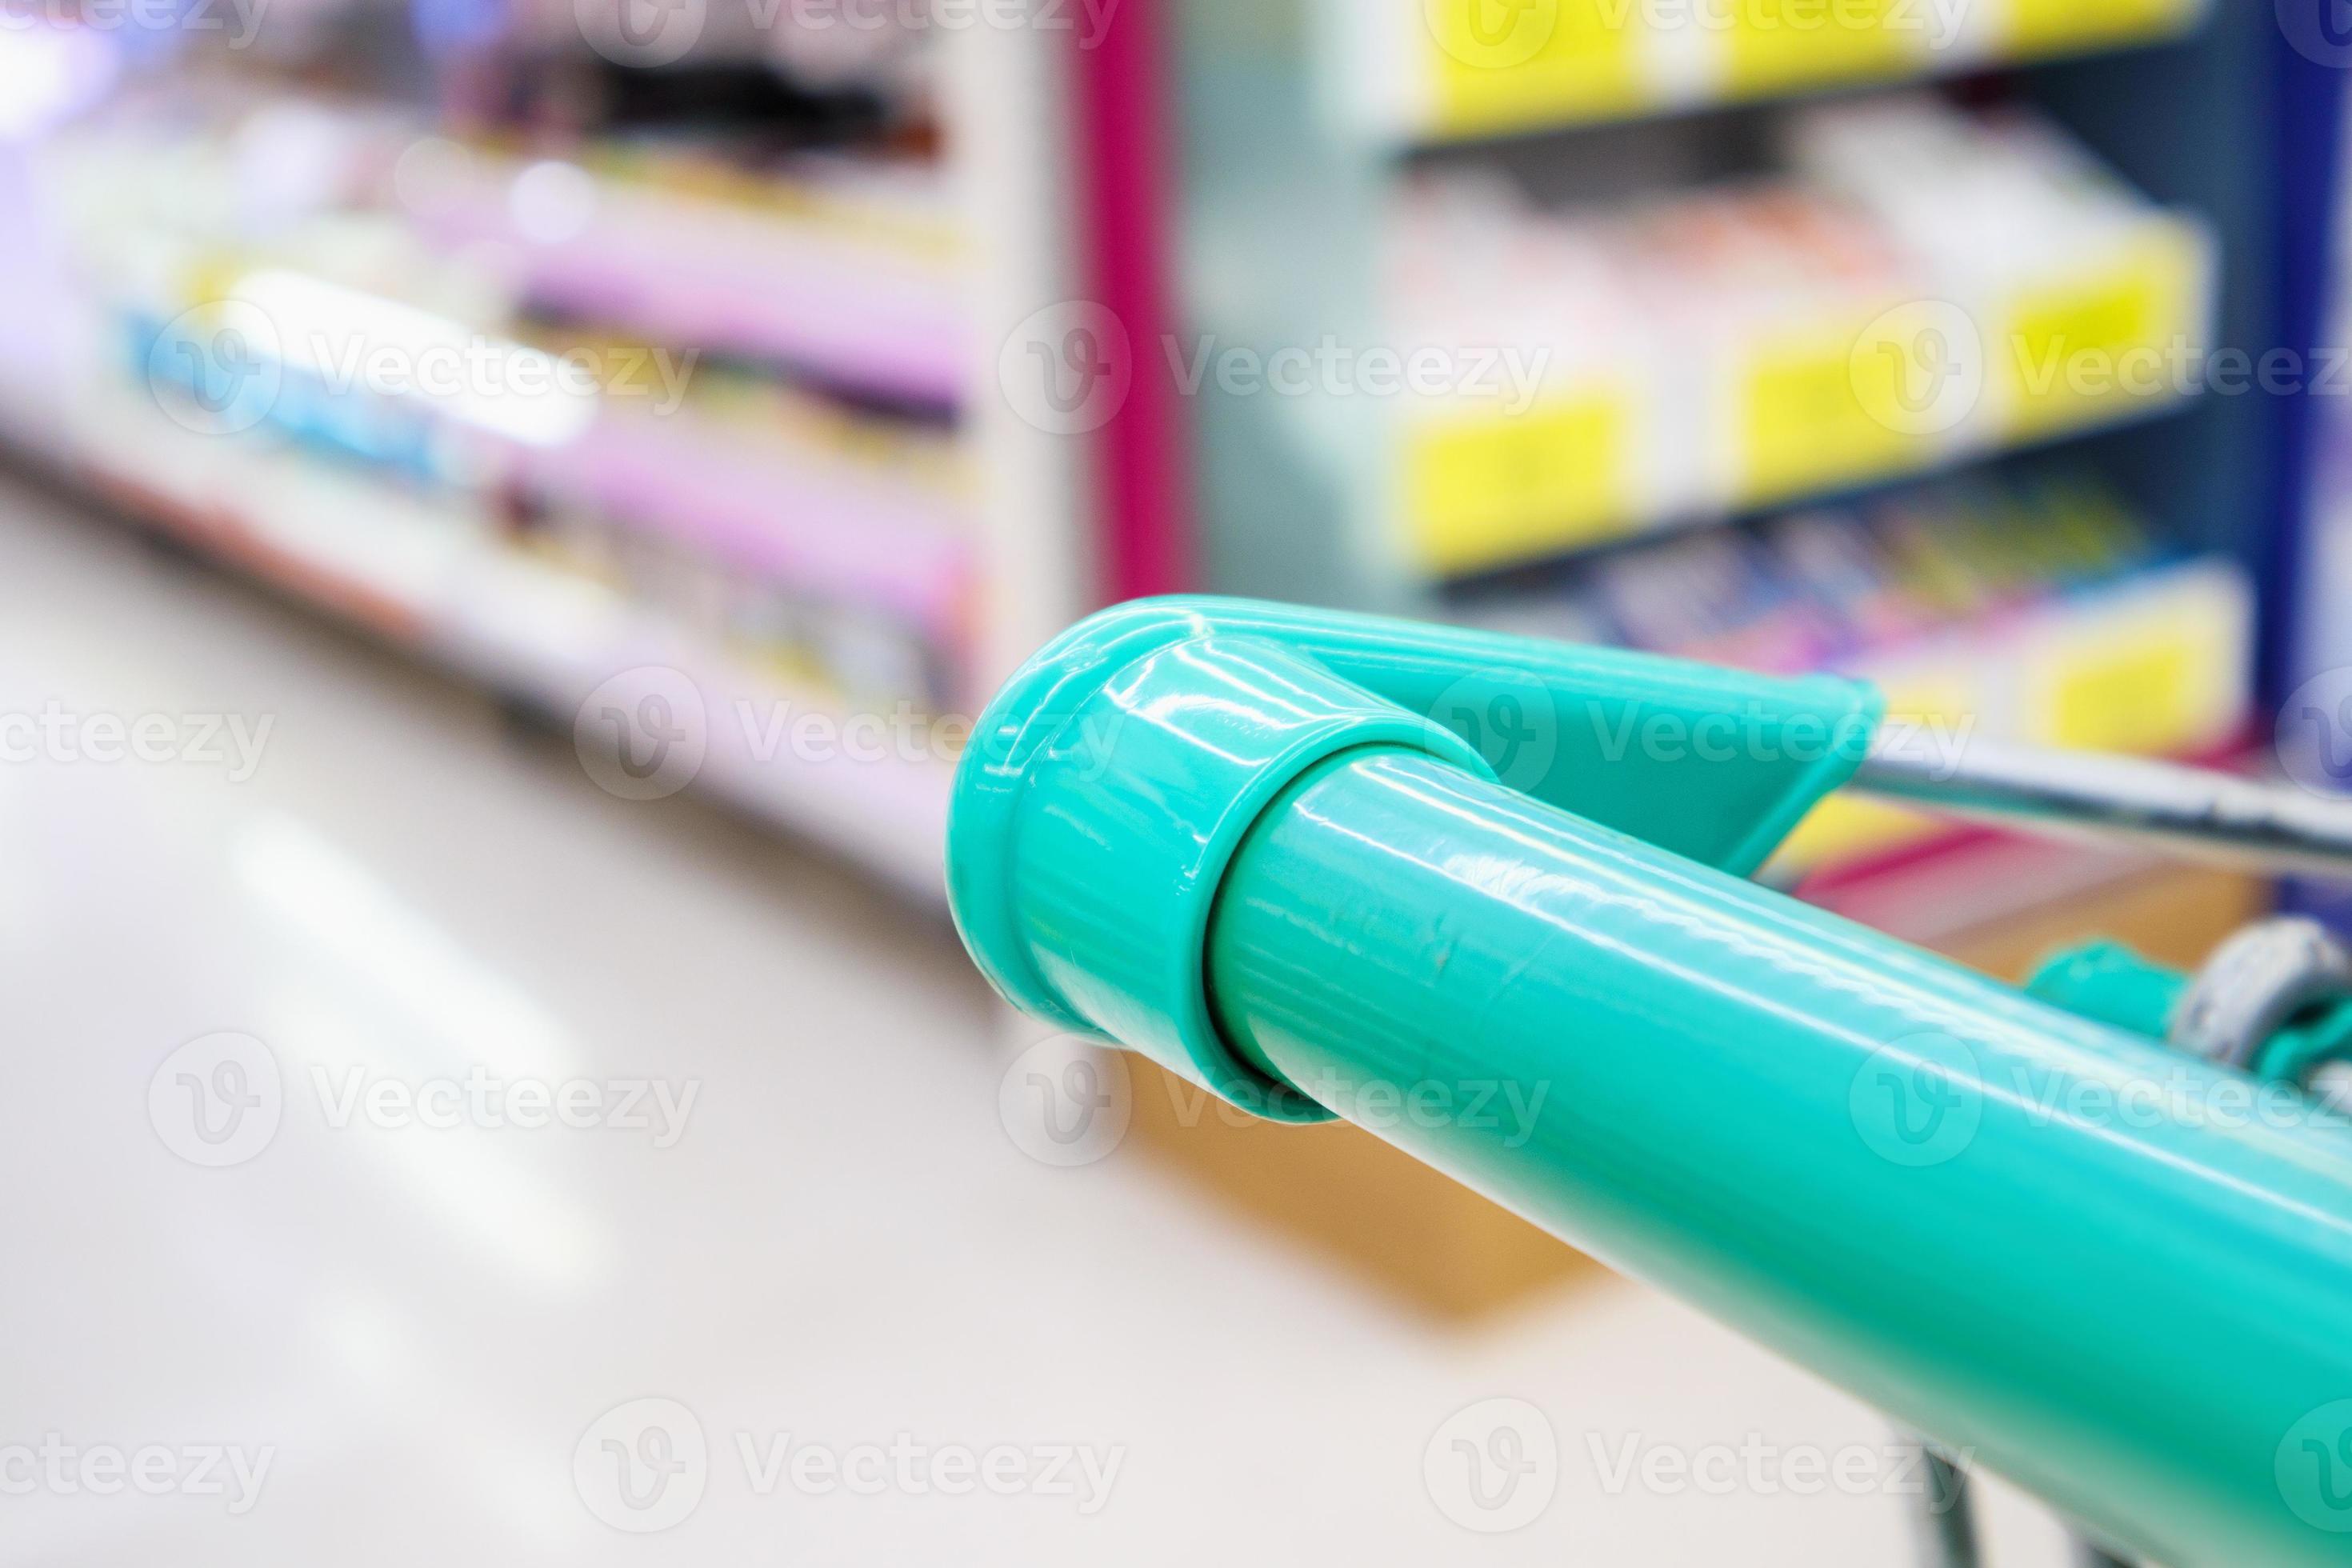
xmin=0 ymin=470 xmax=2075 ymax=1566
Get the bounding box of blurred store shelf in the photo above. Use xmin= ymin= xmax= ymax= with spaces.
xmin=510 ymin=396 xmax=974 ymax=648
xmin=0 ymin=15 xmax=1098 ymax=898
xmin=57 ymin=381 xmax=954 ymax=897
xmin=1332 ymin=0 xmax=2209 ymax=145
xmin=404 ymin=146 xmax=969 ymax=408
xmin=1393 ymin=97 xmax=2216 ymax=578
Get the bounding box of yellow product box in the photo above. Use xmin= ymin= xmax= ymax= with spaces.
xmin=1994 ymin=222 xmax=2211 ymax=441
xmin=1722 ymin=0 xmax=1922 ymax=98
xmin=1737 ymin=306 xmax=1941 ymax=507
xmin=1403 ymin=389 xmax=1635 ymax=575
xmin=1424 ymin=0 xmax=1654 ymax=137
xmin=2022 ymin=559 xmax=2250 ymax=756
xmin=2004 ymin=0 xmax=2202 ymax=58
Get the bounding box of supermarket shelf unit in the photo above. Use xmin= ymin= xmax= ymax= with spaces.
xmin=63 ymin=372 xmax=962 ymax=895
xmin=0 ymin=10 xmax=1100 ymax=902
xmin=1175 ymin=0 xmax=2234 ymax=598
xmin=1159 ymin=0 xmax=2329 ymax=901
xmin=1329 ymin=0 xmax=2217 ymax=145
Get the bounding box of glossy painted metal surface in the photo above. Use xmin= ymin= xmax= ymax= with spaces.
xmin=2022 ymin=926 xmax=2352 ymax=1562
xmin=950 ymin=598 xmax=1879 ymax=1114
xmin=950 ymin=598 xmax=2352 ymax=1566
xmin=950 ymin=598 xmax=1881 ymax=886
xmin=1202 ymin=750 xmax=2352 ymax=1568
xmin=2026 ymin=941 xmax=2190 ymax=1039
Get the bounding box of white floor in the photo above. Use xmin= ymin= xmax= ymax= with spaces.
xmin=0 ymin=472 xmax=2086 ymax=1566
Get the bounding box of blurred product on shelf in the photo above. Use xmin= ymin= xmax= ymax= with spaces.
xmin=1392 ymin=94 xmax=2214 ymax=576
xmin=1449 ymin=462 xmax=2254 ymax=876
xmin=505 ymin=0 xmax=940 ymax=105
xmin=0 ymin=30 xmax=986 ymax=891
xmin=399 ymin=136 xmax=966 ymax=407
xmin=35 ymin=80 xmax=972 ymax=701
xmin=1333 ymin=0 xmax=2209 ymax=142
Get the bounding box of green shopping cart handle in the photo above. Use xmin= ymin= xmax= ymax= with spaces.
xmin=946 ymin=598 xmax=2352 ymax=1568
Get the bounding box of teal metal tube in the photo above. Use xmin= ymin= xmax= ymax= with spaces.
xmin=951 ymin=599 xmax=2352 ymax=1564
xmin=1204 ymin=750 xmax=2352 ymax=1568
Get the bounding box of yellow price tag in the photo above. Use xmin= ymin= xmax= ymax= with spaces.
xmin=2033 ymin=597 xmax=2238 ymax=757
xmin=1426 ymin=0 xmax=1650 ymax=137
xmin=1405 ymin=394 xmax=1631 ymax=575
xmin=1724 ymin=0 xmax=1915 ymax=98
xmin=2040 ymin=638 xmax=2198 ymax=756
xmin=2006 ymin=0 xmax=2192 ymax=56
xmin=1741 ymin=318 xmax=1932 ymax=506
xmin=2027 ymin=566 xmax=2248 ymax=757
xmin=1999 ymin=232 xmax=2201 ymax=438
